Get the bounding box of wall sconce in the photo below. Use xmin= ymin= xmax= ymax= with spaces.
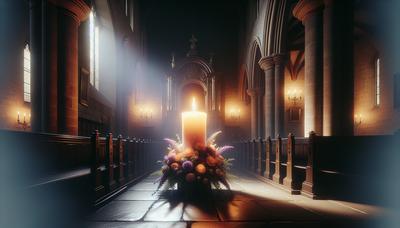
xmin=354 ymin=113 xmax=363 ymax=126
xmin=287 ymin=88 xmax=302 ymax=105
xmin=17 ymin=111 xmax=30 ymax=130
xmin=139 ymin=107 xmax=153 ymax=121
xmin=229 ymin=108 xmax=241 ymax=121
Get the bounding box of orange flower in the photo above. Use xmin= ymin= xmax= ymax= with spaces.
xmin=206 ymin=156 xmax=218 ymax=167
xmin=195 ymin=164 xmax=206 ymax=174
xmin=170 ymin=162 xmax=180 ymax=171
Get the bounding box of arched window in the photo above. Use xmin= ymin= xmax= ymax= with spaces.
xmin=23 ymin=44 xmax=31 ymax=103
xmin=375 ymin=57 xmax=381 ymax=107
xmin=89 ymin=11 xmax=99 ymax=90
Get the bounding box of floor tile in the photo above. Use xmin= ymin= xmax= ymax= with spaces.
xmin=254 ymin=199 xmax=320 ymax=220
xmin=128 ymin=182 xmax=159 ymax=191
xmin=86 ymin=221 xmax=187 ymax=228
xmin=215 ymin=200 xmax=270 ymax=221
xmin=143 ymin=200 xmax=184 ymax=221
xmin=116 ymin=191 xmax=160 ymax=201
xmin=89 ymin=201 xmax=155 ymax=221
xmin=183 ymin=201 xmax=220 ymax=221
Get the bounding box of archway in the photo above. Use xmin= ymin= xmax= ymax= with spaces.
xmin=252 ymin=45 xmax=265 ymax=138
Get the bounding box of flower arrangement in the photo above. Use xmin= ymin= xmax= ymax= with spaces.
xmin=157 ymin=131 xmax=234 ymax=192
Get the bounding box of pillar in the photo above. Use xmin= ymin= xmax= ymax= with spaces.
xmin=247 ymin=89 xmax=261 ymax=139
xmin=31 ymin=0 xmax=89 ymax=135
xmin=30 ymin=0 xmax=45 ymax=132
xmin=273 ymin=54 xmax=286 ymax=136
xmin=323 ymin=0 xmax=354 ymax=136
xmin=45 ymin=4 xmax=59 ymax=133
xmin=293 ymin=0 xmax=324 ymax=136
xmin=259 ymin=57 xmax=275 ymax=138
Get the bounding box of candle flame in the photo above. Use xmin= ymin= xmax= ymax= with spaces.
xmin=191 ymin=97 xmax=197 ymax=111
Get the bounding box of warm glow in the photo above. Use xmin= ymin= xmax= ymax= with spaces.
xmin=287 ymin=88 xmax=302 ymax=103
xmin=136 ymin=104 xmax=155 ymax=120
xmin=354 ymin=113 xmax=363 ymax=125
xmin=191 ymin=97 xmax=197 ymax=111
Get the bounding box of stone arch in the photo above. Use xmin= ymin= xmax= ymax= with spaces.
xmin=248 ymin=39 xmax=263 ymax=89
xmin=238 ymin=65 xmax=250 ymax=104
xmin=250 ymin=41 xmax=264 ymax=90
xmin=263 ymin=0 xmax=291 ymax=56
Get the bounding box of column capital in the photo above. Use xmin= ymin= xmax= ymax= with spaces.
xmin=48 ymin=0 xmax=90 ymax=22
xmin=247 ymin=88 xmax=261 ymax=97
xmin=273 ymin=53 xmax=287 ymax=66
xmin=293 ymin=0 xmax=324 ymax=22
xmin=258 ymin=56 xmax=274 ymax=71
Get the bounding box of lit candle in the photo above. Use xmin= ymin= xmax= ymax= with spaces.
xmin=182 ymin=97 xmax=207 ymax=149
xmin=17 ymin=111 xmax=20 ymax=122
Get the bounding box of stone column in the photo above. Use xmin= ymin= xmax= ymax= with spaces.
xmin=45 ymin=3 xmax=59 ymax=133
xmin=31 ymin=0 xmax=89 ymax=134
xmin=51 ymin=0 xmax=90 ymax=135
xmin=273 ymin=54 xmax=286 ymax=136
xmin=323 ymin=0 xmax=354 ymax=136
xmin=30 ymin=0 xmax=45 ymax=132
xmin=259 ymin=57 xmax=275 ymax=138
xmin=247 ymin=89 xmax=260 ymax=139
xmin=293 ymin=0 xmax=324 ymax=136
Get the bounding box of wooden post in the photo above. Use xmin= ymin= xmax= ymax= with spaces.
xmin=264 ymin=136 xmax=272 ymax=178
xmin=117 ymin=135 xmax=125 ymax=184
xmin=273 ymin=135 xmax=282 ymax=183
xmin=250 ymin=139 xmax=256 ymax=172
xmin=301 ymin=131 xmax=318 ymax=198
xmin=91 ymin=130 xmax=104 ymax=199
xmin=127 ymin=137 xmax=134 ymax=180
xmin=245 ymin=141 xmax=249 ymax=170
xmin=106 ymin=133 xmax=116 ymax=191
xmin=257 ymin=137 xmax=263 ymax=175
xmin=243 ymin=141 xmax=247 ymax=169
xmin=284 ymin=133 xmax=299 ymax=194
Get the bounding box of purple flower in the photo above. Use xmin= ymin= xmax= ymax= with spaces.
xmin=182 ymin=160 xmax=193 ymax=171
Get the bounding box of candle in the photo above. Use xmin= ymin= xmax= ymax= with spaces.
xmin=17 ymin=111 xmax=20 ymax=122
xmin=182 ymin=97 xmax=207 ymax=149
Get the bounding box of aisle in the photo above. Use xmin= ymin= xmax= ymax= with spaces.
xmin=86 ymin=171 xmax=387 ymax=228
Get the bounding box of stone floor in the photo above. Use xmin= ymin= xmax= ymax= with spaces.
xmin=85 ymin=171 xmax=393 ymax=228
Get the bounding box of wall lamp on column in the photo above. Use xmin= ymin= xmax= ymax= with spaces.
xmin=287 ymin=88 xmax=302 ymax=105
xmin=229 ymin=108 xmax=241 ymax=121
xmin=17 ymin=111 xmax=31 ymax=130
xmin=354 ymin=113 xmax=363 ymax=126
xmin=139 ymin=107 xmax=153 ymax=121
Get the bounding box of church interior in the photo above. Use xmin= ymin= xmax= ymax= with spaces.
xmin=1 ymin=0 xmax=400 ymax=227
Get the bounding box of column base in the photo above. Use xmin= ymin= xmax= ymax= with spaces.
xmin=283 ymin=177 xmax=300 ymax=195
xmin=301 ymin=181 xmax=319 ymax=199
xmin=272 ymin=173 xmax=281 ymax=184
xmin=263 ymin=170 xmax=271 ymax=179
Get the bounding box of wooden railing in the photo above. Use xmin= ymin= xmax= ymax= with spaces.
xmin=0 ymin=129 xmax=163 ymax=207
xmin=231 ymin=131 xmax=400 ymax=200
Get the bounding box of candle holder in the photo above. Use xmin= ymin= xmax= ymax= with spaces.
xmin=354 ymin=114 xmax=363 ymax=126
xmin=139 ymin=108 xmax=153 ymax=121
xmin=287 ymin=89 xmax=302 ymax=105
xmin=17 ymin=112 xmax=31 ymax=130
xmin=229 ymin=108 xmax=241 ymax=121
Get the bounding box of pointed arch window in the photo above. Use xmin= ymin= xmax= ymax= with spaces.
xmin=90 ymin=11 xmax=99 ymax=90
xmin=23 ymin=44 xmax=31 ymax=103
xmin=374 ymin=57 xmax=381 ymax=107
